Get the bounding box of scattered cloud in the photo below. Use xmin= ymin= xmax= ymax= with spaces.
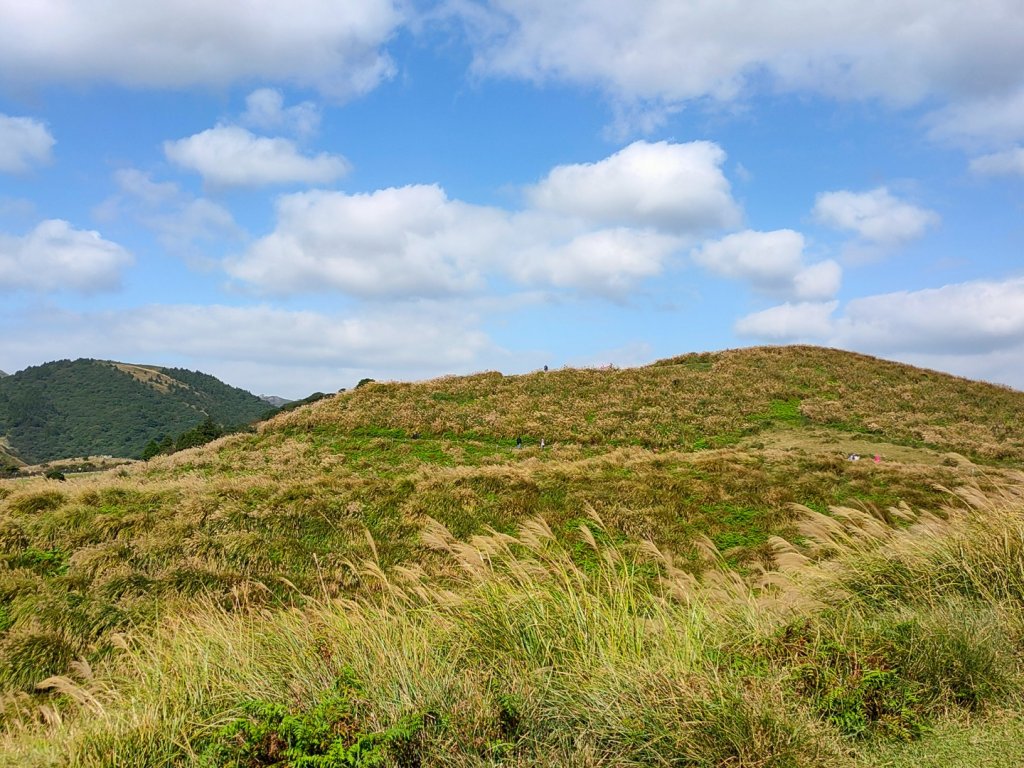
xmin=813 ymin=187 xmax=939 ymax=247
xmin=833 ymin=277 xmax=1024 ymax=356
xmin=113 ymin=168 xmax=178 ymax=206
xmin=735 ymin=277 xmax=1024 ymax=388
xmin=164 ymin=126 xmax=350 ymax=187
xmin=692 ymin=229 xmax=841 ymax=300
xmin=230 ymin=141 xmax=744 ymax=300
xmin=0 ymin=114 xmax=55 ymax=173
xmin=0 ymin=220 xmax=133 ymax=293
xmin=228 ymin=185 xmax=503 ymax=298
xmin=528 ymin=140 xmax=740 ymax=232
xmin=460 ymin=1 xmax=1024 ymax=144
xmin=927 ymin=86 xmax=1024 ymax=148
xmin=241 ymin=88 xmax=321 ymax=138
xmin=970 ymin=147 xmax=1024 ymax=177
xmin=734 ymin=300 xmax=837 ymax=340
xmin=147 ymin=199 xmax=242 ymax=255
xmin=0 ymin=0 xmax=403 ymax=99
xmin=509 ymin=226 xmax=681 ymax=296
xmin=98 ymin=169 xmax=242 ymax=256
xmin=0 ymin=302 xmax=495 ymax=398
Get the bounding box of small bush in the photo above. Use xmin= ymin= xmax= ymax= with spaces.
xmin=780 ymin=622 xmax=927 ymax=741
xmin=0 ymin=629 xmax=76 ymax=691
xmin=0 ymin=521 xmax=28 ymax=553
xmin=8 ymin=490 xmax=65 ymax=515
xmin=201 ymin=677 xmax=428 ymax=768
xmin=685 ymin=689 xmax=825 ymax=767
xmin=883 ymin=601 xmax=1017 ymax=712
xmin=8 ymin=547 xmax=68 ymax=576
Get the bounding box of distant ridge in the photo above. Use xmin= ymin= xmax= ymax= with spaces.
xmin=260 ymin=395 xmax=292 ymax=408
xmin=0 ymin=359 xmax=270 ymax=463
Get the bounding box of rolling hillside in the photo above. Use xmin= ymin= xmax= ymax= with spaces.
xmin=1 ymin=345 xmax=1023 ymax=767
xmin=276 ymin=345 xmax=1024 ymax=462
xmin=0 ymin=359 xmax=271 ymax=463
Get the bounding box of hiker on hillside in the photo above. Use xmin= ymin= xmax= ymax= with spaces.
xmin=516 ymin=436 xmax=522 ymax=449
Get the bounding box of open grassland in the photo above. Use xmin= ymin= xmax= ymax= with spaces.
xmin=275 ymin=346 xmax=1024 ymax=462
xmin=0 ymin=345 xmax=1023 ymax=765
xmin=2 ymin=479 xmax=1024 ymax=766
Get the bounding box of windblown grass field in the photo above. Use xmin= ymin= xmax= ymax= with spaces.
xmin=1 ymin=346 xmax=1023 ymax=766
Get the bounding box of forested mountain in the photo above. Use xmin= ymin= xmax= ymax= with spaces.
xmin=0 ymin=359 xmax=269 ymax=462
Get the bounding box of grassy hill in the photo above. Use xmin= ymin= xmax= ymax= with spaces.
xmin=0 ymin=359 xmax=271 ymax=463
xmin=0 ymin=346 xmax=1023 ymax=766
xmin=274 ymin=345 xmax=1023 ymax=462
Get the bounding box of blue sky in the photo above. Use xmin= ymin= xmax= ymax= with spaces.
xmin=1 ymin=1 xmax=1022 ymax=398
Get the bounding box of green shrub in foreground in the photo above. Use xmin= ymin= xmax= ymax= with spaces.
xmin=200 ymin=674 xmax=428 ymax=768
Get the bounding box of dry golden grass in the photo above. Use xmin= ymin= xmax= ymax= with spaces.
xmin=0 ymin=345 xmax=1021 ymax=765
xmin=3 ymin=480 xmax=1024 ymax=766
xmin=261 ymin=347 xmax=1024 ymax=466
xmin=110 ymin=363 xmax=185 ymax=395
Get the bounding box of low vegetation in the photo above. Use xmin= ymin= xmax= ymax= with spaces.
xmin=0 ymin=345 xmax=1021 ymax=765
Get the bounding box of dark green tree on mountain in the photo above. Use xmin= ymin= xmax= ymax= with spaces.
xmin=175 ymin=417 xmax=225 ymax=451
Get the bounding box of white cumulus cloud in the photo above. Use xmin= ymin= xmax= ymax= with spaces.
xmin=813 ymin=187 xmax=939 ymax=246
xmin=927 ymin=86 xmax=1024 ymax=148
xmin=0 ymin=114 xmax=55 ymax=173
xmin=98 ymin=169 xmax=242 ymax=256
xmin=833 ymin=278 xmax=1024 ymax=355
xmin=0 ymin=220 xmax=133 ymax=293
xmin=0 ymin=0 xmax=403 ymax=99
xmin=692 ymin=229 xmax=841 ymax=300
xmin=228 ymin=185 xmax=505 ymax=298
xmin=528 ymin=140 xmax=741 ymax=231
xmin=164 ymin=126 xmax=350 ymax=187
xmin=229 ymin=141 xmax=745 ymax=299
xmin=510 ymin=226 xmax=681 ymax=297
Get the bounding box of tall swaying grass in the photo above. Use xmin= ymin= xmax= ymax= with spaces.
xmin=3 ymin=480 xmax=1023 ymax=766
xmin=0 ymin=437 xmax=978 ymax=705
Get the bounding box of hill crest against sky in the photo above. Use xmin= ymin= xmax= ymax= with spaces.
xmin=266 ymin=345 xmax=1024 ymax=464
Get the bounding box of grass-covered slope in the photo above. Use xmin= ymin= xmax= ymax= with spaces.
xmin=0 ymin=345 xmax=1023 ymax=766
xmin=0 ymin=359 xmax=270 ymax=462
xmin=277 ymin=345 xmax=1024 ymax=462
